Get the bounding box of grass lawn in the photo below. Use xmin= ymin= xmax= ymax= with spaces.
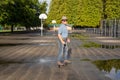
xmin=0 ymin=30 xmax=25 ymax=32
xmin=0 ymin=30 xmax=11 ymax=32
xmin=70 ymin=33 xmax=88 ymax=41
xmin=70 ymin=33 xmax=101 ymax=48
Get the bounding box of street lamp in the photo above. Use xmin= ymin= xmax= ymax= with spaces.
xmin=52 ymin=20 xmax=56 ymax=32
xmin=39 ymin=13 xmax=47 ymax=36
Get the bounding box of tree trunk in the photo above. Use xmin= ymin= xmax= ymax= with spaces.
xmin=11 ymin=25 xmax=14 ymax=33
xmin=25 ymin=26 xmax=30 ymax=31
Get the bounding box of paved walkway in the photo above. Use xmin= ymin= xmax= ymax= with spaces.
xmin=0 ymin=31 xmax=120 ymax=80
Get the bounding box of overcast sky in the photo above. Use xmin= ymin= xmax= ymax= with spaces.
xmin=39 ymin=0 xmax=51 ymax=13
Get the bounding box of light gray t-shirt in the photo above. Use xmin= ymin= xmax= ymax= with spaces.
xmin=58 ymin=24 xmax=68 ymax=38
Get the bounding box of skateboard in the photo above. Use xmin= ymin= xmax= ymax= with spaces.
xmin=57 ymin=61 xmax=71 ymax=68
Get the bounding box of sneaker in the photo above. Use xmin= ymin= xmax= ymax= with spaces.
xmin=57 ymin=61 xmax=64 ymax=66
xmin=64 ymin=60 xmax=71 ymax=64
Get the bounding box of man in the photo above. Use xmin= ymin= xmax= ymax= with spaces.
xmin=57 ymin=16 xmax=71 ymax=66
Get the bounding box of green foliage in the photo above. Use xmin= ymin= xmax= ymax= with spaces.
xmin=47 ymin=0 xmax=120 ymax=27
xmin=47 ymin=0 xmax=103 ymax=27
xmin=46 ymin=0 xmax=62 ymax=24
xmin=70 ymin=33 xmax=101 ymax=48
xmin=77 ymin=0 xmax=103 ymax=27
xmin=93 ymin=59 xmax=120 ymax=72
xmin=70 ymin=33 xmax=88 ymax=41
xmin=105 ymin=0 xmax=120 ymax=19
xmin=81 ymin=59 xmax=91 ymax=61
xmin=81 ymin=41 xmax=101 ymax=48
xmin=0 ymin=0 xmax=47 ymax=30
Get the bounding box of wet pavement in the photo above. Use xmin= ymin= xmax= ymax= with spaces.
xmin=0 ymin=31 xmax=120 ymax=80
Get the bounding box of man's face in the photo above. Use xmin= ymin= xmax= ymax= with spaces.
xmin=62 ymin=19 xmax=67 ymax=24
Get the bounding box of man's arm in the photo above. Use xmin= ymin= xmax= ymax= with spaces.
xmin=58 ymin=25 xmax=65 ymax=44
xmin=66 ymin=26 xmax=71 ymax=43
xmin=58 ymin=34 xmax=65 ymax=44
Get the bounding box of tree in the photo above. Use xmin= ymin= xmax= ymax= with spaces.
xmin=47 ymin=0 xmax=77 ymax=24
xmin=47 ymin=0 xmax=103 ymax=27
xmin=46 ymin=0 xmax=120 ymax=27
xmin=77 ymin=0 xmax=103 ymax=27
xmin=47 ymin=0 xmax=62 ymax=24
xmin=105 ymin=0 xmax=120 ymax=20
xmin=0 ymin=0 xmax=47 ymax=32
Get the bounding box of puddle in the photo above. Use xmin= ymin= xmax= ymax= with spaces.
xmin=0 ymin=60 xmax=34 ymax=66
xmin=12 ymin=38 xmax=30 ymax=40
xmin=101 ymin=45 xmax=120 ymax=49
xmin=0 ymin=38 xmax=30 ymax=40
xmin=92 ymin=59 xmax=120 ymax=80
xmin=0 ymin=43 xmax=25 ymax=46
xmin=0 ymin=43 xmax=55 ymax=46
xmin=39 ymin=58 xmax=56 ymax=63
xmin=39 ymin=57 xmax=56 ymax=62
xmin=38 ymin=43 xmax=55 ymax=46
xmin=0 ymin=57 xmax=56 ymax=66
xmin=81 ymin=41 xmax=120 ymax=49
xmin=80 ymin=59 xmax=91 ymax=61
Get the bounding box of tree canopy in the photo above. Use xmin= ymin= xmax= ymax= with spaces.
xmin=0 ymin=0 xmax=47 ymax=31
xmin=47 ymin=0 xmax=120 ymax=27
xmin=105 ymin=0 xmax=120 ymax=19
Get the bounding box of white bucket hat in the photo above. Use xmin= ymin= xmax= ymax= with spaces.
xmin=62 ymin=16 xmax=67 ymax=20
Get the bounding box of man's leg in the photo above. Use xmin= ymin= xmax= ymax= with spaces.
xmin=57 ymin=40 xmax=64 ymax=65
xmin=64 ymin=42 xmax=71 ymax=63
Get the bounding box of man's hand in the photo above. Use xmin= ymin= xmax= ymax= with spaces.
xmin=67 ymin=38 xmax=70 ymax=43
xmin=58 ymin=34 xmax=65 ymax=44
xmin=62 ymin=40 xmax=65 ymax=44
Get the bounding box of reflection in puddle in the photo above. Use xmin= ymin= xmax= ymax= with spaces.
xmin=81 ymin=41 xmax=120 ymax=49
xmin=0 ymin=43 xmax=25 ymax=46
xmin=0 ymin=43 xmax=55 ymax=46
xmin=0 ymin=57 xmax=56 ymax=65
xmin=101 ymin=45 xmax=120 ymax=49
xmin=39 ymin=58 xmax=55 ymax=63
xmin=38 ymin=43 xmax=55 ymax=46
xmin=92 ymin=59 xmax=120 ymax=80
xmin=0 ymin=38 xmax=30 ymax=40
xmin=80 ymin=59 xmax=91 ymax=61
xmin=39 ymin=57 xmax=56 ymax=63
xmin=105 ymin=68 xmax=120 ymax=80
